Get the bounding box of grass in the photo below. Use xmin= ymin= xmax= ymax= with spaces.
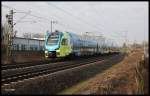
xmin=57 ymin=80 xmax=88 ymax=95
xmin=58 ymin=51 xmax=148 ymax=95
xmin=58 ymin=59 xmax=123 ymax=95
xmin=135 ymin=55 xmax=148 ymax=94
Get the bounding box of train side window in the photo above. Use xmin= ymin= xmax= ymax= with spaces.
xmin=61 ymin=39 xmax=64 ymax=45
xmin=13 ymin=44 xmax=17 ymax=50
xmin=16 ymin=44 xmax=19 ymax=51
xmin=61 ymin=39 xmax=68 ymax=45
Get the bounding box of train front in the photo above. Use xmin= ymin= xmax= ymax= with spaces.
xmin=45 ymin=31 xmax=62 ymax=58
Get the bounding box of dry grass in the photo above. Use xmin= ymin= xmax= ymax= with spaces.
xmin=135 ymin=56 xmax=148 ymax=94
xmin=95 ymin=51 xmax=149 ymax=95
xmin=60 ymin=50 xmax=147 ymax=95
xmin=95 ymin=51 xmax=148 ymax=95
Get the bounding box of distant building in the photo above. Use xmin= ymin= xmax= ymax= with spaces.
xmin=12 ymin=37 xmax=45 ymax=51
xmin=2 ymin=21 xmax=45 ymax=51
xmin=32 ymin=37 xmax=45 ymax=41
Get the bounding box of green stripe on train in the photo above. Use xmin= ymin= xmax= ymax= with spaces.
xmin=56 ymin=32 xmax=72 ymax=57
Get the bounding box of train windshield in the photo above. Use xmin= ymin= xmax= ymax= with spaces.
xmin=47 ymin=33 xmax=59 ymax=45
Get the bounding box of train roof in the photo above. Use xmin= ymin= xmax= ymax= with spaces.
xmin=48 ymin=30 xmax=118 ymax=47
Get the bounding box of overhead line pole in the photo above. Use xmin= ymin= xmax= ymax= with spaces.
xmin=50 ymin=20 xmax=58 ymax=33
xmin=51 ymin=21 xmax=52 ymax=33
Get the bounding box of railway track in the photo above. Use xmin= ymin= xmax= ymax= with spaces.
xmin=2 ymin=53 xmax=118 ymax=85
xmin=1 ymin=58 xmax=63 ymax=70
xmin=2 ymin=55 xmax=103 ymax=70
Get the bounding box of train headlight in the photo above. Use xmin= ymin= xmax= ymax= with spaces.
xmin=56 ymin=50 xmax=60 ymax=52
xmin=45 ymin=50 xmax=48 ymax=53
xmin=56 ymin=50 xmax=60 ymax=55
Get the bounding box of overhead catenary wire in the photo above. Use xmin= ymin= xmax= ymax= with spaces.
xmin=88 ymin=3 xmax=126 ymax=46
xmin=2 ymin=3 xmax=105 ymax=36
xmin=2 ymin=4 xmax=51 ymax=23
xmin=87 ymin=3 xmax=106 ymax=29
xmin=33 ymin=4 xmax=84 ymax=32
xmin=2 ymin=4 xmax=94 ymax=33
xmin=9 ymin=4 xmax=77 ymax=32
xmin=14 ymin=11 xmax=31 ymax=25
xmin=15 ymin=8 xmax=77 ymax=32
xmin=47 ymin=2 xmax=103 ymax=32
xmin=2 ymin=4 xmax=27 ymax=12
xmin=2 ymin=5 xmax=51 ymax=29
xmin=2 ymin=4 xmax=14 ymax=9
xmin=2 ymin=3 xmax=108 ymax=37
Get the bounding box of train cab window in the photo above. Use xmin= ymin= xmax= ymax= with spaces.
xmin=61 ymin=39 xmax=68 ymax=45
xmin=47 ymin=34 xmax=59 ymax=45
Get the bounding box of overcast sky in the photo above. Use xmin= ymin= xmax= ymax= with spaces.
xmin=2 ymin=1 xmax=148 ymax=46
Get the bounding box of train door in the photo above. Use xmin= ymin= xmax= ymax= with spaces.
xmin=59 ymin=34 xmax=72 ymax=57
xmin=59 ymin=38 xmax=67 ymax=57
